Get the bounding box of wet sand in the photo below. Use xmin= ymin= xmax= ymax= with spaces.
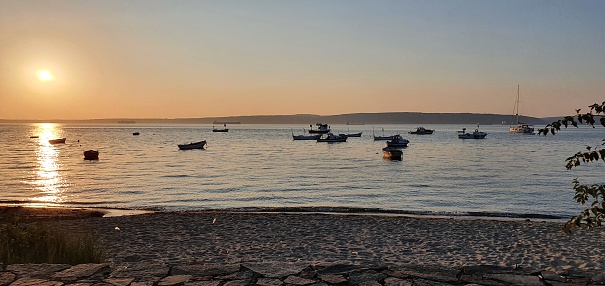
xmin=3 ymin=207 xmax=605 ymax=275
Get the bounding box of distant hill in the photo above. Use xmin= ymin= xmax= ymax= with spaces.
xmin=0 ymin=112 xmax=549 ymax=125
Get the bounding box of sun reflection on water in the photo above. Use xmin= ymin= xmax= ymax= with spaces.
xmin=31 ymin=123 xmax=67 ymax=204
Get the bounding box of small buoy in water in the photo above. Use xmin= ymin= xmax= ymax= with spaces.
xmin=84 ymin=150 xmax=99 ymax=160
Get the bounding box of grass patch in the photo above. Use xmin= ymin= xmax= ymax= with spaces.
xmin=0 ymin=220 xmax=104 ymax=266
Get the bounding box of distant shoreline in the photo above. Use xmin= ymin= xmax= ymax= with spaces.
xmin=0 ymin=112 xmax=551 ymax=125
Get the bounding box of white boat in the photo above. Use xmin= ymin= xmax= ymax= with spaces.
xmin=317 ymin=133 xmax=347 ymax=142
xmin=213 ymin=124 xmax=229 ymax=132
xmin=308 ymin=123 xmax=331 ymax=134
xmin=178 ymin=140 xmax=207 ymax=150
xmin=509 ymin=85 xmax=535 ymax=134
xmin=339 ymin=132 xmax=362 ymax=138
xmin=386 ymin=135 xmax=409 ymax=147
xmin=458 ymin=127 xmax=487 ymax=139
xmin=292 ymin=129 xmax=321 ymax=140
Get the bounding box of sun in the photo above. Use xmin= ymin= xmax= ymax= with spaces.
xmin=37 ymin=70 xmax=54 ymax=81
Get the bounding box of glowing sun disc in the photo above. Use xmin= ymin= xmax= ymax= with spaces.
xmin=37 ymin=70 xmax=54 ymax=81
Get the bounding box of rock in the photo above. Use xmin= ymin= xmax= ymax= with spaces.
xmin=52 ymin=264 xmax=110 ymax=281
xmin=103 ymin=278 xmax=134 ymax=286
xmin=318 ymin=274 xmax=347 ymax=284
xmin=130 ymin=282 xmax=155 ymax=286
xmin=356 ymin=282 xmax=381 ymax=286
xmin=255 ymin=278 xmax=283 ymax=286
xmin=158 ymin=275 xmax=192 ymax=286
xmin=9 ymin=277 xmax=63 ymax=286
xmin=7 ymin=265 xmax=70 ymax=279
xmin=283 ymin=276 xmax=316 ymax=286
xmin=314 ymin=264 xmax=361 ymax=275
xmin=540 ymin=271 xmax=567 ymax=283
xmin=0 ymin=272 xmax=16 ymax=286
xmin=347 ymin=270 xmax=387 ymax=285
xmin=242 ymin=262 xmax=309 ymax=279
xmin=592 ymin=272 xmax=605 ymax=285
xmin=222 ymin=280 xmax=248 ymax=286
xmin=484 ymin=274 xmax=543 ymax=286
xmin=171 ymin=264 xmax=240 ymax=277
xmin=184 ymin=281 xmax=220 ymax=286
xmin=383 ymin=277 xmax=412 ymax=286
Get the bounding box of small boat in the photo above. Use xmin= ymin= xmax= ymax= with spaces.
xmin=317 ymin=133 xmax=347 ymax=142
xmin=386 ymin=135 xmax=409 ymax=148
xmin=339 ymin=132 xmax=362 ymax=138
xmin=292 ymin=129 xmax=321 ymax=140
xmin=178 ymin=140 xmax=207 ymax=150
xmin=212 ymin=124 xmax=229 ymax=132
xmin=48 ymin=138 xmax=66 ymax=144
xmin=458 ymin=127 xmax=487 ymax=139
xmin=133 ymin=132 xmax=140 ymax=136
xmin=308 ymin=123 xmax=331 ymax=134
xmin=509 ymin=85 xmax=535 ymax=135
xmin=29 ymin=136 xmax=39 ymax=139
xmin=382 ymin=147 xmax=403 ymax=160
xmin=408 ymin=127 xmax=434 ymax=135
xmin=83 ymin=150 xmax=99 ymax=160
xmin=373 ymin=127 xmax=396 ymax=140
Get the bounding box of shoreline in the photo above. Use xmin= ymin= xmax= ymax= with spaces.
xmin=3 ymin=206 xmax=604 ymax=276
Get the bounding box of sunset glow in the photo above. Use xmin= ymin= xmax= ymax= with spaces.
xmin=37 ymin=70 xmax=54 ymax=81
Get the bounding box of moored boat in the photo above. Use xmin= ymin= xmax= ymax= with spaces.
xmin=373 ymin=127 xmax=396 ymax=140
xmin=133 ymin=132 xmax=140 ymax=136
xmin=382 ymin=147 xmax=403 ymax=160
xmin=178 ymin=140 xmax=207 ymax=150
xmin=308 ymin=123 xmax=330 ymax=134
xmin=317 ymin=133 xmax=347 ymax=142
xmin=292 ymin=129 xmax=321 ymax=140
xmin=338 ymin=132 xmax=362 ymax=138
xmin=48 ymin=138 xmax=66 ymax=144
xmin=386 ymin=135 xmax=409 ymax=148
xmin=510 ymin=85 xmax=535 ymax=134
xmin=83 ymin=150 xmax=99 ymax=160
xmin=458 ymin=127 xmax=487 ymax=139
xmin=408 ymin=127 xmax=434 ymax=135
xmin=212 ymin=124 xmax=229 ymax=132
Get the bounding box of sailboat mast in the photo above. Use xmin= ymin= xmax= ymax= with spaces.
xmin=515 ymin=85 xmax=520 ymax=124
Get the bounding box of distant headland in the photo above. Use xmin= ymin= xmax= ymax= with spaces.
xmin=0 ymin=112 xmax=550 ymax=125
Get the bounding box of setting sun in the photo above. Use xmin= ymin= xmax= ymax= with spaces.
xmin=37 ymin=70 xmax=54 ymax=81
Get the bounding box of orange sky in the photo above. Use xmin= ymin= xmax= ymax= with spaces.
xmin=1 ymin=1 xmax=604 ymax=120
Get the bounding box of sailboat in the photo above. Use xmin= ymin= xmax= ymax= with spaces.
xmin=509 ymin=85 xmax=535 ymax=134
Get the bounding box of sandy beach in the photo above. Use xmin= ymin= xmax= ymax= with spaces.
xmin=4 ymin=207 xmax=603 ymax=276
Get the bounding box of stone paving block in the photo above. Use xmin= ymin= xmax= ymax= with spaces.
xmin=318 ymin=274 xmax=347 ymax=284
xmin=7 ymin=265 xmax=71 ymax=279
xmin=255 ymin=278 xmax=283 ymax=286
xmin=52 ymin=264 xmax=110 ymax=281
xmin=157 ymin=275 xmax=192 ymax=286
xmin=283 ymin=275 xmax=315 ymax=286
xmin=9 ymin=277 xmax=63 ymax=286
xmin=222 ymin=280 xmax=248 ymax=286
xmin=172 ymin=264 xmax=240 ymax=277
xmin=0 ymin=273 xmax=17 ymax=286
xmin=356 ymin=281 xmax=381 ymax=286
xmin=183 ymin=281 xmax=220 ymax=286
xmin=109 ymin=263 xmax=168 ymax=281
xmin=242 ymin=263 xmax=309 ymax=279
xmin=103 ymin=278 xmax=133 ymax=286
xmin=383 ymin=277 xmax=412 ymax=286
xmin=130 ymin=282 xmax=154 ymax=286
xmin=484 ymin=274 xmax=543 ymax=286
xmin=348 ymin=270 xmax=387 ymax=285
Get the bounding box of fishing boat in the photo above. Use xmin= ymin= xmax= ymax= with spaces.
xmin=339 ymin=132 xmax=362 ymax=138
xmin=178 ymin=140 xmax=207 ymax=150
xmin=458 ymin=127 xmax=487 ymax=139
xmin=83 ymin=150 xmax=99 ymax=160
xmin=48 ymin=138 xmax=66 ymax=144
xmin=212 ymin=124 xmax=229 ymax=132
xmin=382 ymin=147 xmax=403 ymax=160
xmin=509 ymin=85 xmax=535 ymax=134
xmin=386 ymin=135 xmax=409 ymax=148
xmin=408 ymin=127 xmax=434 ymax=135
xmin=317 ymin=133 xmax=347 ymax=142
xmin=308 ymin=123 xmax=331 ymax=134
xmin=292 ymin=129 xmax=321 ymax=140
xmin=373 ymin=127 xmax=396 ymax=140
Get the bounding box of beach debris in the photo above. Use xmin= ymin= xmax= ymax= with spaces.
xmin=351 ymin=251 xmax=358 ymax=255
xmin=115 ymin=227 xmax=121 ymax=231
xmin=212 ymin=218 xmax=217 ymax=224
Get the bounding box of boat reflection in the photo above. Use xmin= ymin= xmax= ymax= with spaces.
xmin=31 ymin=123 xmax=67 ymax=204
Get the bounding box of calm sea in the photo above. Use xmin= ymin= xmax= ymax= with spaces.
xmin=1 ymin=123 xmax=604 ymax=219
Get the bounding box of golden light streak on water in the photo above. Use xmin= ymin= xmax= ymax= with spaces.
xmin=31 ymin=123 xmax=66 ymax=204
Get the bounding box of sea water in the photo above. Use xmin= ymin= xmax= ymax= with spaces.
xmin=1 ymin=123 xmax=604 ymax=218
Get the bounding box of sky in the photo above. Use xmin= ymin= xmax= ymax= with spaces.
xmin=1 ymin=0 xmax=605 ymax=120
